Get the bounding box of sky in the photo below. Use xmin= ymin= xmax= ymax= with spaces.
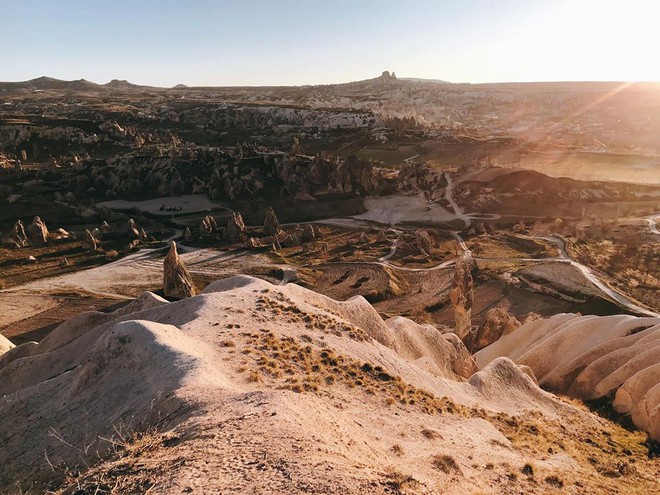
xmin=1 ymin=0 xmax=659 ymax=87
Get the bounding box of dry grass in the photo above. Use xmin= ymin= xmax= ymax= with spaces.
xmin=382 ymin=468 xmax=422 ymax=495
xmin=240 ymin=329 xmax=466 ymax=416
xmin=430 ymin=454 xmax=462 ymax=476
xmin=255 ymin=294 xmax=368 ymax=341
xmin=390 ymin=444 xmax=404 ymax=456
xmin=48 ymin=428 xmax=182 ymax=494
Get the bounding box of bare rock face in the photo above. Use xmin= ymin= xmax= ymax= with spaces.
xmin=27 ymin=216 xmax=48 ymax=246
xmin=415 ymin=229 xmax=433 ymax=256
xmin=82 ymin=229 xmax=97 ymax=252
xmin=11 ymin=220 xmax=28 ymax=247
xmin=263 ymin=206 xmax=281 ymax=236
xmin=301 ymin=223 xmax=316 ymax=243
xmin=224 ymin=211 xmax=246 ymax=242
xmin=450 ymin=255 xmax=474 ymax=339
xmin=163 ymin=241 xmax=196 ymax=299
xmin=442 ymin=333 xmax=478 ymax=378
xmin=184 ymin=227 xmax=193 ymax=242
xmin=127 ymin=218 xmax=141 ymax=239
xmin=467 ymin=306 xmax=521 ymax=352
xmin=200 ymin=215 xmax=218 ymax=237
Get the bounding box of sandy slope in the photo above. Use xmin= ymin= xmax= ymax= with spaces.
xmin=0 ymin=277 xmax=657 ymax=494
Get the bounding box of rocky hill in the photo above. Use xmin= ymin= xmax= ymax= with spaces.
xmin=0 ymin=276 xmax=657 ymax=494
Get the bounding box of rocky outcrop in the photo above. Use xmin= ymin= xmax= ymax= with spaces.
xmin=184 ymin=227 xmax=193 ymax=242
xmin=127 ymin=218 xmax=141 ymax=239
xmin=27 ymin=216 xmax=48 ymax=246
xmin=397 ymin=162 xmax=447 ymax=200
xmin=442 ymin=333 xmax=478 ymax=378
xmin=450 ymin=255 xmax=474 ymax=339
xmin=11 ymin=220 xmax=28 ymax=247
xmin=301 ymin=224 xmax=315 ymax=243
xmin=82 ymin=229 xmax=97 ymax=252
xmin=100 ymin=221 xmax=112 ymax=235
xmin=475 ymin=314 xmax=660 ymax=441
xmin=327 ymin=155 xmax=385 ymax=196
xmin=200 ymin=215 xmax=218 ymax=237
xmin=358 ymin=232 xmax=369 ymax=244
xmin=263 ymin=206 xmax=282 ymax=236
xmin=415 ymin=229 xmax=433 ymax=255
xmin=224 ymin=211 xmax=247 ymax=243
xmin=163 ymin=241 xmax=195 ymax=299
xmin=376 ymin=228 xmax=388 ymax=243
xmin=467 ymin=307 xmax=521 ymax=352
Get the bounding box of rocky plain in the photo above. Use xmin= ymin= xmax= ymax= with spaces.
xmin=0 ymin=72 xmax=659 ymax=494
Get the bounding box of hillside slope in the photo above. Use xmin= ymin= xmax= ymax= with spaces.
xmin=0 ymin=277 xmax=657 ymax=494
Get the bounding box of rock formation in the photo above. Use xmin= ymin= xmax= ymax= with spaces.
xmin=163 ymin=241 xmax=196 ymax=299
xmin=82 ymin=229 xmax=97 ymax=252
xmin=224 ymin=211 xmax=247 ymax=242
xmin=376 ymin=228 xmax=388 ymax=243
xmin=27 ymin=216 xmax=48 ymax=246
xmin=127 ymin=218 xmax=141 ymax=239
xmin=11 ymin=220 xmax=28 ymax=247
xmin=1 ymin=276 xmax=658 ymax=494
xmin=415 ymin=229 xmax=433 ymax=255
xmin=358 ymin=232 xmax=369 ymax=244
xmin=467 ymin=306 xmax=521 ymax=352
xmin=100 ymin=221 xmax=112 ymax=235
xmin=281 ymin=232 xmax=301 ymax=247
xmin=301 ymin=223 xmax=316 ymax=242
xmin=184 ymin=227 xmax=193 ymax=242
xmin=263 ymin=206 xmax=281 ymax=236
xmin=200 ymin=215 xmax=218 ymax=237
xmin=475 ymin=313 xmax=660 ymax=441
xmin=450 ymin=255 xmax=474 ymax=339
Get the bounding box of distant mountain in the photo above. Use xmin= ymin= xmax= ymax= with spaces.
xmin=104 ymin=79 xmax=140 ymax=89
xmin=0 ymin=76 xmax=101 ymax=92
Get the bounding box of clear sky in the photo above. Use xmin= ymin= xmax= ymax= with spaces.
xmin=1 ymin=0 xmax=658 ymax=86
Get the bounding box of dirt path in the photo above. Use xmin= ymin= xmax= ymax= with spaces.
xmin=533 ymin=235 xmax=659 ymax=317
